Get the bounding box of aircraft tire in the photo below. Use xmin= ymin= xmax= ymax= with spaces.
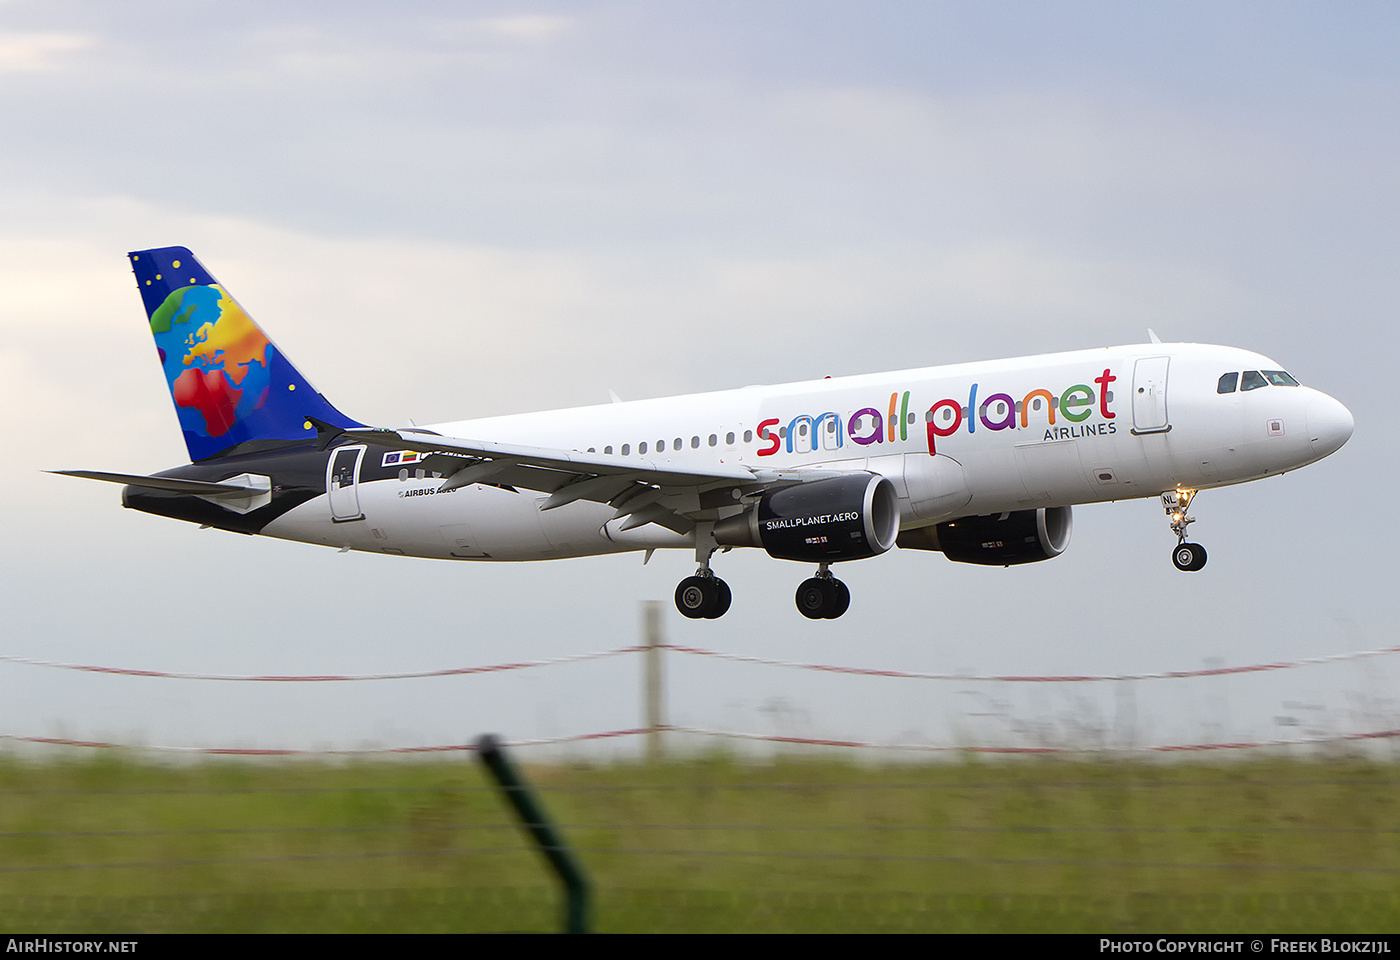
xmin=1172 ymin=543 xmax=1207 ymax=572
xmin=795 ymin=577 xmax=837 ymax=620
xmin=707 ymin=578 xmax=732 ymax=619
xmin=675 ymin=576 xmax=718 ymax=618
xmin=827 ymin=578 xmax=851 ymax=619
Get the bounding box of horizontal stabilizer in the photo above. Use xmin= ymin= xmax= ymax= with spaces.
xmin=50 ymin=470 xmax=273 ymax=514
xmin=52 ymin=470 xmax=258 ymax=494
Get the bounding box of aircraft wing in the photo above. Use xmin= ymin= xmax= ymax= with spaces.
xmin=343 ymin=426 xmax=757 ymax=486
xmin=339 ymin=425 xmax=844 ymax=534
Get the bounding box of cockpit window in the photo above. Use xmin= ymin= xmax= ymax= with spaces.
xmin=1262 ymin=370 xmax=1299 ymax=386
xmin=1240 ymin=370 xmax=1268 ymax=391
xmin=1217 ymin=372 xmax=1238 ymax=394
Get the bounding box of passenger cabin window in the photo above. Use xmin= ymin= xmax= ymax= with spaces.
xmin=743 ymin=429 xmax=752 ymax=443
xmin=1263 ymin=370 xmax=1300 ymax=386
xmin=604 ymin=445 xmax=613 ymax=454
xmin=691 ymin=436 xmax=699 ymax=449
xmin=621 ymin=444 xmax=630 ymax=455
xmin=1241 ymin=370 xmax=1267 ymax=391
xmin=1218 ymin=372 xmax=1239 ymax=394
xmin=639 ymin=442 xmax=648 ymax=454
xmin=726 ymin=431 xmax=735 ymax=445
xmin=708 ymin=434 xmax=718 ymax=447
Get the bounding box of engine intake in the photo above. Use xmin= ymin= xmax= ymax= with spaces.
xmin=715 ymin=473 xmax=899 ymax=563
xmin=897 ymin=506 xmax=1072 ymax=565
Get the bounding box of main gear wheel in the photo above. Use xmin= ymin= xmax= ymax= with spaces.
xmin=675 ymin=575 xmax=732 ymax=618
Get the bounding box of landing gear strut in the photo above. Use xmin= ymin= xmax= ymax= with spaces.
xmin=675 ymin=525 xmax=733 ymax=619
xmin=795 ymin=564 xmax=851 ymax=620
xmin=1162 ymin=487 xmax=1207 ymax=572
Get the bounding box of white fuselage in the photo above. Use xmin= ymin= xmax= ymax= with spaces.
xmin=262 ymin=342 xmax=1353 ymax=562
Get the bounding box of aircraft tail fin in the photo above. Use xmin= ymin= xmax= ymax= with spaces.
xmin=128 ymin=246 xmax=362 ymax=462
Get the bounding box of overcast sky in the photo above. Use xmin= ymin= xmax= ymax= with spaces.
xmin=1 ymin=1 xmax=1397 ymax=755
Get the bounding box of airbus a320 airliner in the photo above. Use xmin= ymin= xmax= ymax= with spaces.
xmin=56 ymin=246 xmax=1354 ymax=620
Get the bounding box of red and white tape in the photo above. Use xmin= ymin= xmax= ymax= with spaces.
xmin=4 ymin=725 xmax=1397 ymax=757
xmin=663 ymin=642 xmax=1400 ymax=683
xmin=0 ymin=645 xmax=642 ymax=682
xmin=4 ymin=641 xmax=1395 ymax=684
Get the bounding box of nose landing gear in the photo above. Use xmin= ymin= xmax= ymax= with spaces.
xmin=795 ymin=564 xmax=851 ymax=620
xmin=1163 ymin=487 xmax=1207 ymax=572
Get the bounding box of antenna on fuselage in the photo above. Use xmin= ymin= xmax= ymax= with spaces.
xmin=1148 ymin=329 xmax=1162 ymax=344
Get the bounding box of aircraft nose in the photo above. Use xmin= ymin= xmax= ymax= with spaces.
xmin=1306 ymin=392 xmax=1354 ymax=460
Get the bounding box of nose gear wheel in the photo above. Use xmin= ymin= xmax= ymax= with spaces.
xmin=1172 ymin=542 xmax=1207 ymax=572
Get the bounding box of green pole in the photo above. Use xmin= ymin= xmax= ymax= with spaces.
xmin=476 ymin=734 xmax=591 ymax=934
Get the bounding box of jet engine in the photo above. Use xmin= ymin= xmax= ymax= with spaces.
xmin=715 ymin=473 xmax=900 ymax=562
xmin=897 ymin=506 xmax=1072 ymax=565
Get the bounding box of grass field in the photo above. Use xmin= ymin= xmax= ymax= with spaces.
xmin=0 ymin=749 xmax=1396 ymax=933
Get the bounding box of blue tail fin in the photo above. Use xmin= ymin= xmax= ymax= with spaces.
xmin=129 ymin=246 xmax=362 ymax=462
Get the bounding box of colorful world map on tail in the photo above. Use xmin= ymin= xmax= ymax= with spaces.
xmin=151 ymin=283 xmax=272 ymax=441
xmin=129 ymin=246 xmax=361 ymax=462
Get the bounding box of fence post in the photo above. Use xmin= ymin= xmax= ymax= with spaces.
xmin=642 ymin=600 xmax=666 ymax=762
xmin=476 ymin=733 xmax=591 ymax=934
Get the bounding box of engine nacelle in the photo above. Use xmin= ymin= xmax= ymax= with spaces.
xmin=715 ymin=473 xmax=900 ymax=563
xmin=897 ymin=506 xmax=1072 ymax=566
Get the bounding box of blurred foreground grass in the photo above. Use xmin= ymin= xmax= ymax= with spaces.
xmin=0 ymin=750 xmax=1396 ymax=932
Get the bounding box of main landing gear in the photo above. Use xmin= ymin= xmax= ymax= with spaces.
xmin=795 ymin=566 xmax=850 ymax=620
xmin=673 ymin=568 xmax=853 ymax=620
xmin=1162 ymin=487 xmax=1208 ymax=572
xmin=671 ymin=528 xmax=853 ymax=620
xmin=675 ymin=527 xmax=732 ymax=619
